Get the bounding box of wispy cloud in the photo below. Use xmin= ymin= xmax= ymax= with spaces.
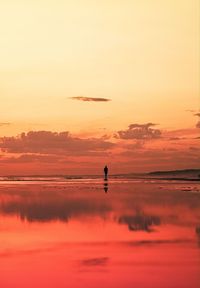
xmin=0 ymin=154 xmax=62 ymax=163
xmin=186 ymin=109 xmax=196 ymax=113
xmin=69 ymin=96 xmax=111 ymax=102
xmin=0 ymin=122 xmax=11 ymax=127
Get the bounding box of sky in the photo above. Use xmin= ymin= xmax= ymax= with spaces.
xmin=0 ymin=0 xmax=199 ymax=175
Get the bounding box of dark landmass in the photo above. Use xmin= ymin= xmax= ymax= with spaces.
xmin=148 ymin=169 xmax=200 ymax=176
xmin=112 ymin=169 xmax=200 ymax=182
xmin=146 ymin=177 xmax=200 ymax=182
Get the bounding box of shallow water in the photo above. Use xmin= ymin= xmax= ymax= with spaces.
xmin=0 ymin=180 xmax=200 ymax=288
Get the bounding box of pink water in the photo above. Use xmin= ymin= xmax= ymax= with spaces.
xmin=0 ymin=180 xmax=200 ymax=288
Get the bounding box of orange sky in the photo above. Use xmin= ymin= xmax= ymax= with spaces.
xmin=0 ymin=0 xmax=199 ymax=174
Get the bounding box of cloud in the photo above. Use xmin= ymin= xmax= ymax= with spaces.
xmin=164 ymin=128 xmax=198 ymax=138
xmin=186 ymin=109 xmax=196 ymax=113
xmin=115 ymin=123 xmax=161 ymax=140
xmin=0 ymin=122 xmax=11 ymax=127
xmin=0 ymin=131 xmax=114 ymax=156
xmin=69 ymin=96 xmax=111 ymax=102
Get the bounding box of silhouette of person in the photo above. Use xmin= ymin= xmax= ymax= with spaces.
xmin=104 ymin=165 xmax=108 ymax=180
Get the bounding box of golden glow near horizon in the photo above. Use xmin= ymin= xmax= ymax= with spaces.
xmin=0 ymin=0 xmax=199 ymax=174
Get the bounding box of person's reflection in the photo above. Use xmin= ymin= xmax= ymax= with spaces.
xmin=104 ymin=181 xmax=109 ymax=193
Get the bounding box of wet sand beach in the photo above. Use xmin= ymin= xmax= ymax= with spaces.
xmin=0 ymin=179 xmax=200 ymax=288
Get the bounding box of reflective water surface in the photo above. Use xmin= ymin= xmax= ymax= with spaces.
xmin=0 ymin=180 xmax=200 ymax=288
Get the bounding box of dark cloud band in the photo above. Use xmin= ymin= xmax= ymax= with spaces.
xmin=0 ymin=131 xmax=114 ymax=156
xmin=69 ymin=96 xmax=111 ymax=102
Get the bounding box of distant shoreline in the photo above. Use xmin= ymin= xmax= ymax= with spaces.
xmin=0 ymin=168 xmax=199 ymax=181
